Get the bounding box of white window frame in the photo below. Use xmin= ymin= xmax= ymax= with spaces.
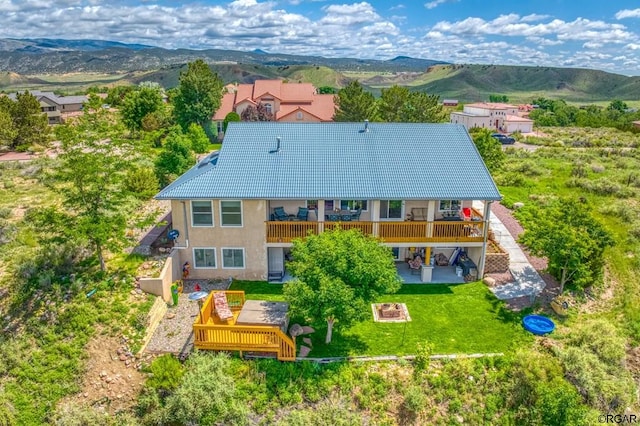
xmin=193 ymin=247 xmax=217 ymax=269
xmin=438 ymin=200 xmax=461 ymax=212
xmin=219 ymin=200 xmax=243 ymax=227
xmin=339 ymin=200 xmax=368 ymax=212
xmin=221 ymin=247 xmax=245 ymax=269
xmin=191 ymin=200 xmax=213 ymax=227
xmin=380 ymin=200 xmax=404 ymax=220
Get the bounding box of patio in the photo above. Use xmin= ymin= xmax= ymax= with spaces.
xmin=271 ymin=262 xmax=465 ymax=284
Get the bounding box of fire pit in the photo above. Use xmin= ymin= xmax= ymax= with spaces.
xmin=379 ymin=303 xmax=402 ymax=318
xmin=372 ymin=303 xmax=411 ymax=323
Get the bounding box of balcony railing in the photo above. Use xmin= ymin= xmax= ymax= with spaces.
xmin=266 ymin=220 xmax=485 ymax=243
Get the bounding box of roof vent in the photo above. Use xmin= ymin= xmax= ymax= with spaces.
xmin=359 ymin=119 xmax=369 ymax=133
xmin=269 ymin=137 xmax=281 ymax=154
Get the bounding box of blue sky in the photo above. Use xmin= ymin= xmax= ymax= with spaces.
xmin=1 ymin=0 xmax=639 ymax=75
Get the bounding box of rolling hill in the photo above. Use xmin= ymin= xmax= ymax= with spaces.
xmin=1 ymin=38 xmax=639 ymax=102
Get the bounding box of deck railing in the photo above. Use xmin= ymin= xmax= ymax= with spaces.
xmin=266 ymin=220 xmax=485 ymax=243
xmin=193 ymin=291 xmax=296 ymax=361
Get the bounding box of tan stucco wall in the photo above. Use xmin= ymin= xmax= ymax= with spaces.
xmin=138 ymin=249 xmax=181 ymax=302
xmin=278 ymin=110 xmax=321 ymax=122
xmin=171 ymin=199 xmax=269 ymax=280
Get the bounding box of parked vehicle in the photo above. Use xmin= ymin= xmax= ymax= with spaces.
xmin=491 ymin=133 xmax=516 ymax=144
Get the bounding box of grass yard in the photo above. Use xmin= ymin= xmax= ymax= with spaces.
xmin=230 ymin=280 xmax=531 ymax=358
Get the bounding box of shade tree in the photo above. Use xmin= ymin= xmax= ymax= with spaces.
xmin=284 ymin=228 xmax=402 ymax=344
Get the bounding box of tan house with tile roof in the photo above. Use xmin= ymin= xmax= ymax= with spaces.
xmin=450 ymin=102 xmax=534 ymax=133
xmin=213 ymin=80 xmax=336 ymax=133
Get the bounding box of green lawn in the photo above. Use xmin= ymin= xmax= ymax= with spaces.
xmin=230 ymin=281 xmax=531 ymax=357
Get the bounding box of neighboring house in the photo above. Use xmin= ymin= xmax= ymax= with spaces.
xmin=633 ymin=121 xmax=640 ymax=129
xmin=7 ymin=90 xmax=87 ymax=124
xmin=442 ymin=99 xmax=459 ymax=107
xmin=213 ymin=80 xmax=336 ymax=133
xmin=450 ymin=102 xmax=534 ymax=133
xmin=156 ymin=122 xmax=501 ymax=284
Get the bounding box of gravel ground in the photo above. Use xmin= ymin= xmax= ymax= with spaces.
xmin=489 ymin=203 xmax=561 ymax=310
xmin=144 ymin=279 xmax=231 ymax=357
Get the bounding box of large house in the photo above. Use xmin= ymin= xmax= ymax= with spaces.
xmin=213 ymin=80 xmax=336 ymax=132
xmin=450 ymin=102 xmax=534 ymax=133
xmin=7 ymin=91 xmax=87 ymax=124
xmin=156 ymin=122 xmax=501 ymax=284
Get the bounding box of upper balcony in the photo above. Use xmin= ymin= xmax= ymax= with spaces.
xmin=265 ymin=205 xmax=485 ymax=244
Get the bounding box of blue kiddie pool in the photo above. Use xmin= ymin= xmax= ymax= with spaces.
xmin=523 ymin=314 xmax=555 ymax=335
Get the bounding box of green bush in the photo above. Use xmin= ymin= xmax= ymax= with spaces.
xmin=147 ymin=352 xmax=249 ymax=425
xmin=51 ymin=402 xmax=138 ymax=426
xmin=124 ymin=167 xmax=159 ymax=199
xmin=144 ymin=354 xmax=184 ymax=395
xmin=276 ymin=399 xmax=363 ymax=426
xmin=402 ymin=385 xmax=427 ymax=414
xmin=556 ymin=320 xmax=636 ymax=412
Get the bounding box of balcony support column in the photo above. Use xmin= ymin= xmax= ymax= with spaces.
xmin=370 ymin=200 xmax=380 ymax=237
xmin=477 ymin=200 xmax=492 ymax=278
xmin=317 ymin=200 xmax=325 ymax=233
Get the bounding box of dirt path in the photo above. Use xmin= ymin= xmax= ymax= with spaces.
xmin=59 ymin=335 xmax=148 ymax=414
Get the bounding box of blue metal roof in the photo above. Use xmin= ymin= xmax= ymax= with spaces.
xmin=156 ymin=122 xmax=501 ymax=201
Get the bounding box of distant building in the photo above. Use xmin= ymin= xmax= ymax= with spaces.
xmin=633 ymin=121 xmax=640 ymax=129
xmin=7 ymin=90 xmax=87 ymax=124
xmin=442 ymin=99 xmax=459 ymax=107
xmin=450 ymin=102 xmax=534 ymax=133
xmin=213 ymin=80 xmax=337 ymax=134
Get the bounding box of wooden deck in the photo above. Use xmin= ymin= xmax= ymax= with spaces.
xmin=267 ymin=220 xmax=485 ymax=243
xmin=193 ymin=291 xmax=296 ymax=361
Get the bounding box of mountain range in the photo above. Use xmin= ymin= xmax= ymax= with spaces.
xmin=1 ymin=38 xmax=639 ymax=102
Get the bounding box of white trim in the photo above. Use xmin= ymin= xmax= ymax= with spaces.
xmin=438 ymin=199 xmax=461 ymax=212
xmin=338 ymin=199 xmax=369 ymax=212
xmin=193 ymin=247 xmax=217 ymax=269
xmin=379 ymin=200 xmax=404 ymax=221
xmin=191 ymin=200 xmax=214 ymax=227
xmin=221 ymin=247 xmax=245 ymax=269
xmin=219 ymin=200 xmax=243 ymax=227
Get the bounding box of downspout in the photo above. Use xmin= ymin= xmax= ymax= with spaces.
xmin=172 ymin=201 xmax=190 ymax=249
xmin=477 ymin=200 xmax=492 ymax=279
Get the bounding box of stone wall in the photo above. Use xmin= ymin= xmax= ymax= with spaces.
xmin=484 ymin=242 xmax=510 ymax=273
xmin=137 ymin=296 xmax=168 ymax=355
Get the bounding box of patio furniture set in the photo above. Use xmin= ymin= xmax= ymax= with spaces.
xmin=270 ymin=206 xmax=362 ymax=222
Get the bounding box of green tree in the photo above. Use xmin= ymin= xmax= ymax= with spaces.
xmin=333 ymin=80 xmax=379 ymax=122
xmin=607 ymin=99 xmax=628 ymax=112
xmin=379 ymin=86 xmax=445 ymax=123
xmin=240 ymin=103 xmax=274 ymax=122
xmin=172 ymin=59 xmax=224 ymax=130
xmin=520 ymin=199 xmax=613 ymax=293
xmin=120 ymin=86 xmax=164 ymax=132
xmin=470 ymin=128 xmax=506 ymax=172
xmin=317 ymin=86 xmax=337 ymax=94
xmin=3 ymin=91 xmax=50 ymax=151
xmin=154 ymin=127 xmax=195 ymax=187
xmin=46 ymin=109 xmax=133 ymax=271
xmin=186 ymin=123 xmax=210 ymax=153
xmin=489 ymin=94 xmax=509 ymax=103
xmin=223 ymin=112 xmax=240 ymax=132
xmin=0 ymin=106 xmax=17 ymax=147
xmin=378 ymin=85 xmax=408 ymax=122
xmin=105 ymin=85 xmax=135 ymax=107
xmin=284 ymin=228 xmax=401 ymax=343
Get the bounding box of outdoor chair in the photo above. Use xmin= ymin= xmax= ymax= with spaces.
xmin=272 ymin=206 xmax=291 ymax=221
xmin=327 ymin=213 xmax=340 ymax=221
xmin=213 ymin=291 xmax=234 ymax=324
xmin=341 ymin=213 xmax=352 ymax=221
xmin=408 ymin=256 xmax=423 ymax=275
xmin=351 ymin=208 xmax=362 ymax=221
xmin=296 ymin=207 xmax=309 ymax=221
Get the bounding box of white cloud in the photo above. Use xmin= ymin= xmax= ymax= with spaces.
xmin=615 ymin=9 xmax=640 ymax=19
xmin=521 ymin=14 xmax=550 ymax=23
xmin=424 ymin=0 xmax=457 ymax=10
xmin=320 ymin=2 xmax=381 ymax=26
